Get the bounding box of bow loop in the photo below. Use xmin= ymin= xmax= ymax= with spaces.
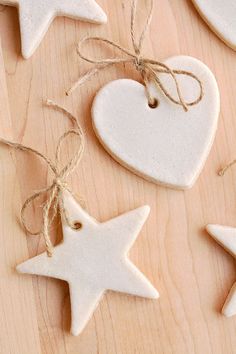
xmin=1 ymin=100 xmax=85 ymax=257
xmin=77 ymin=37 xmax=135 ymax=66
xmin=55 ymin=129 xmax=84 ymax=179
xmin=67 ymin=0 xmax=204 ymax=111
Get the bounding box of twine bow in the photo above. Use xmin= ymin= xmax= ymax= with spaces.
xmin=66 ymin=0 xmax=204 ymax=112
xmin=0 ymin=100 xmax=85 ymax=257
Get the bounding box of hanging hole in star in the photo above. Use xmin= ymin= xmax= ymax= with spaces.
xmin=73 ymin=221 xmax=83 ymax=230
xmin=148 ymin=97 xmax=158 ymax=109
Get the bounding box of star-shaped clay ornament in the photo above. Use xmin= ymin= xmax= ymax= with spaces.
xmin=17 ymin=191 xmax=159 ymax=336
xmin=206 ymin=224 xmax=236 ymax=317
xmin=1 ymin=0 xmax=107 ymax=58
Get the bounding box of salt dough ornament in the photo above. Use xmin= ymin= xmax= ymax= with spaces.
xmin=92 ymin=56 xmax=220 ymax=189
xmin=67 ymin=0 xmax=220 ymax=189
xmin=18 ymin=189 xmax=159 ymax=336
xmin=206 ymin=224 xmax=236 ymax=317
xmin=0 ymin=0 xmax=107 ymax=58
xmin=192 ymin=0 xmax=236 ymax=51
xmin=0 ymin=100 xmax=158 ymax=336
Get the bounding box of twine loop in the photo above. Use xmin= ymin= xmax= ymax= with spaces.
xmin=66 ymin=0 xmax=204 ymax=112
xmin=0 ymin=100 xmax=85 ymax=257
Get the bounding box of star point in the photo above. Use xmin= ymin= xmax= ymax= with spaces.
xmin=206 ymin=224 xmax=236 ymax=317
xmin=17 ymin=191 xmax=158 ymax=335
xmin=1 ymin=0 xmax=107 ymax=58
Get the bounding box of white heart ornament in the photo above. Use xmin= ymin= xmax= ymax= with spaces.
xmin=92 ymin=56 xmax=220 ymax=189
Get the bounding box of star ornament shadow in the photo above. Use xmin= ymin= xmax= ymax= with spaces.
xmin=17 ymin=190 xmax=159 ymax=336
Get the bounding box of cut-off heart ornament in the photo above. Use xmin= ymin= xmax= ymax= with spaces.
xmin=192 ymin=0 xmax=236 ymax=51
xmin=92 ymin=56 xmax=220 ymax=189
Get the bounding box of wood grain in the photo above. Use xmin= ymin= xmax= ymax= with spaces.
xmin=0 ymin=40 xmax=41 ymax=353
xmin=0 ymin=0 xmax=236 ymax=353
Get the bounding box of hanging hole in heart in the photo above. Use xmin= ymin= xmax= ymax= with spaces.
xmin=73 ymin=221 xmax=83 ymax=230
xmin=148 ymin=98 xmax=158 ymax=109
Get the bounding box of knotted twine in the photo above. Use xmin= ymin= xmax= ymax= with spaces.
xmin=0 ymin=100 xmax=85 ymax=257
xmin=66 ymin=0 xmax=204 ymax=112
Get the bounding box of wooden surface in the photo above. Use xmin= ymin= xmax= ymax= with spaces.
xmin=0 ymin=0 xmax=236 ymax=353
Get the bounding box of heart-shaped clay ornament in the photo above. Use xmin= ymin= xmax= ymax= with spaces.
xmin=92 ymin=56 xmax=220 ymax=189
xmin=192 ymin=0 xmax=236 ymax=50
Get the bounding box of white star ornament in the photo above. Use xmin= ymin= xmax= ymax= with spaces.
xmin=1 ymin=0 xmax=107 ymax=59
xmin=206 ymin=224 xmax=236 ymax=317
xmin=17 ymin=191 xmax=159 ymax=336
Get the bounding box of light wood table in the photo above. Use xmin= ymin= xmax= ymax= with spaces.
xmin=0 ymin=0 xmax=236 ymax=353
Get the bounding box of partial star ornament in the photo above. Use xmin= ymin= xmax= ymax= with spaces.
xmin=206 ymin=224 xmax=236 ymax=317
xmin=17 ymin=191 xmax=159 ymax=336
xmin=1 ymin=0 xmax=107 ymax=58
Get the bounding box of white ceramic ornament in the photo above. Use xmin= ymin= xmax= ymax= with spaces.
xmin=92 ymin=56 xmax=220 ymax=189
xmin=206 ymin=224 xmax=236 ymax=317
xmin=0 ymin=0 xmax=107 ymax=59
xmin=17 ymin=190 xmax=159 ymax=336
xmin=192 ymin=0 xmax=236 ymax=50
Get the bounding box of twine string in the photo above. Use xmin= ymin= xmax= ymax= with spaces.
xmin=0 ymin=100 xmax=85 ymax=256
xmin=218 ymin=160 xmax=236 ymax=177
xmin=130 ymin=0 xmax=153 ymax=56
xmin=66 ymin=0 xmax=204 ymax=112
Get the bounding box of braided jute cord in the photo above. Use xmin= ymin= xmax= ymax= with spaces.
xmin=0 ymin=99 xmax=85 ymax=257
xmin=66 ymin=0 xmax=204 ymax=112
